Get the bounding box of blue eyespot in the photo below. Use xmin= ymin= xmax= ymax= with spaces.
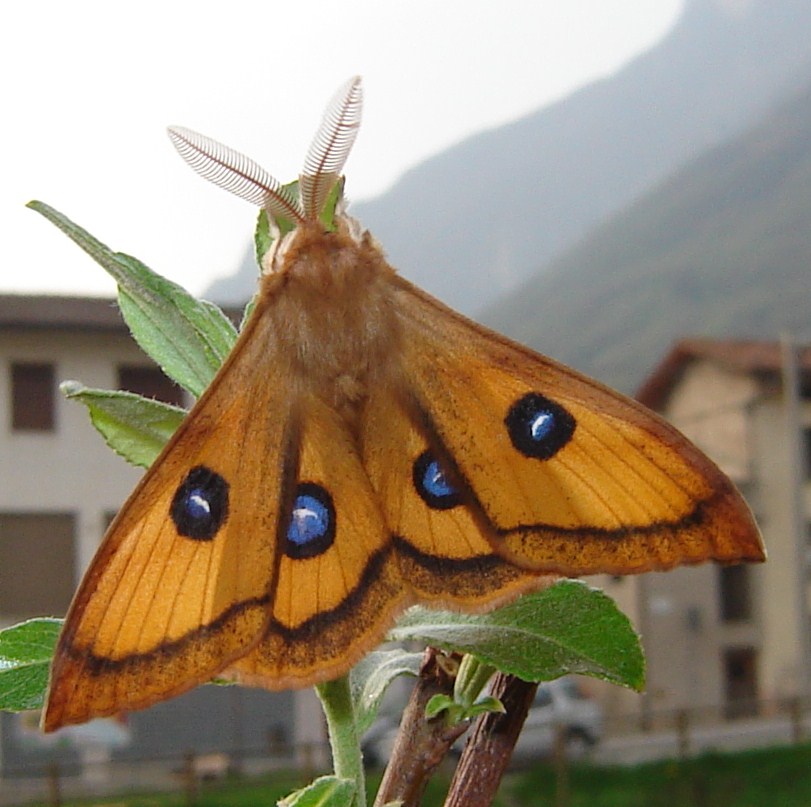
xmin=424 ymin=460 xmax=454 ymax=498
xmin=285 ymin=483 xmax=335 ymax=559
xmin=187 ymin=492 xmax=210 ymax=517
xmin=170 ymin=465 xmax=229 ymax=540
xmin=529 ymin=410 xmax=554 ymax=441
xmin=504 ymin=392 xmax=575 ymax=460
xmin=413 ymin=450 xmax=461 ymax=510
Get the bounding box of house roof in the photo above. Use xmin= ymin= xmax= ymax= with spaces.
xmin=637 ymin=337 xmax=811 ymax=409
xmin=0 ymin=294 xmax=242 ymax=333
xmin=0 ymin=294 xmax=126 ymax=332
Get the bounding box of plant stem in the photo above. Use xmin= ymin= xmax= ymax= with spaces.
xmin=374 ymin=648 xmax=468 ymax=807
xmin=443 ymin=673 xmax=538 ymax=807
xmin=315 ymin=675 xmax=366 ymax=807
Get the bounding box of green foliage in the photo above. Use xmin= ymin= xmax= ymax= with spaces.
xmin=279 ymin=776 xmax=356 ymax=807
xmin=60 ymin=381 xmax=186 ymax=468
xmin=425 ymin=654 xmax=504 ymax=725
xmin=425 ymin=692 xmax=505 ymax=725
xmin=254 ymin=179 xmax=344 ymax=268
xmin=15 ymin=744 xmax=811 ymax=806
xmin=254 ymin=209 xmax=274 ymax=267
xmin=26 ymin=201 xmax=237 ymax=398
xmin=503 ymin=744 xmax=811 ymax=807
xmin=349 ymin=649 xmax=423 ymax=735
xmin=0 ymin=619 xmax=60 ymax=711
xmin=425 ymin=654 xmax=504 ymax=724
xmin=390 ymin=582 xmax=645 ymax=691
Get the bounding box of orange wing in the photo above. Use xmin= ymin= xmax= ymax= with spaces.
xmin=224 ymin=394 xmax=406 ymax=690
xmin=43 ymin=301 xmax=291 ymax=730
xmin=388 ymin=276 xmax=764 ymax=576
xmin=362 ymin=385 xmax=554 ymax=609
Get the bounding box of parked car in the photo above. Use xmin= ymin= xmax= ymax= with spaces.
xmin=362 ymin=676 xmax=602 ymax=767
xmin=510 ymin=676 xmax=603 ymax=762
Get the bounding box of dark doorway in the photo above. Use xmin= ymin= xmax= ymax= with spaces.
xmin=723 ymin=646 xmax=759 ymax=718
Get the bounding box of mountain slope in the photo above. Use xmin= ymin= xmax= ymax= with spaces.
xmin=480 ymin=78 xmax=811 ymax=395
xmin=208 ymin=0 xmax=811 ymax=309
xmin=345 ymin=0 xmax=811 ymax=315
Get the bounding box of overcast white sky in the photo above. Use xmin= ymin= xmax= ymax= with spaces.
xmin=3 ymin=1 xmax=682 ymax=299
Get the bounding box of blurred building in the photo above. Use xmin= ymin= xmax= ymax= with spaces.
xmin=598 ymin=338 xmax=811 ymax=725
xmin=0 ymin=295 xmax=310 ymax=778
xmin=2 ymin=295 xmax=810 ymax=767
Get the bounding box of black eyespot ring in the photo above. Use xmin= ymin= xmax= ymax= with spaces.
xmin=504 ymin=392 xmax=575 ymax=460
xmin=170 ymin=465 xmax=230 ymax=540
xmin=413 ymin=450 xmax=461 ymax=510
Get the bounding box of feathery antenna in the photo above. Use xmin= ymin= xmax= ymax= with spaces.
xmin=167 ymin=77 xmax=363 ymax=225
xmin=300 ymin=76 xmax=363 ymax=220
xmin=167 ymin=127 xmax=304 ymax=224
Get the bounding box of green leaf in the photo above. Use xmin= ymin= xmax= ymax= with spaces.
xmin=27 ymin=201 xmax=237 ymax=397
xmin=350 ymin=649 xmax=423 ymax=735
xmin=0 ymin=619 xmax=62 ymax=712
xmin=278 ymin=180 xmax=303 ymax=237
xmin=465 ymin=696 xmax=506 ymax=719
xmin=424 ymin=690 xmax=504 ymax=725
xmin=453 ymin=654 xmax=496 ymax=710
xmin=239 ymin=292 xmax=259 ymax=332
xmin=255 ymin=181 xmax=302 ymax=269
xmin=278 ymin=775 xmax=355 ymax=807
xmin=388 ymin=581 xmax=645 ymax=691
xmin=116 ymin=283 xmax=234 ymax=397
xmin=61 ymin=381 xmax=186 ymax=468
xmin=424 ymin=694 xmax=459 ymax=722
xmin=255 ymin=209 xmax=274 ymax=268
xmin=253 ymin=177 xmax=343 ymax=268
xmin=319 ymin=178 xmax=344 ymax=231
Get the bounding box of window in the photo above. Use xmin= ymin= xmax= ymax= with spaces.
xmin=723 ymin=646 xmax=759 ymax=718
xmin=10 ymin=362 xmax=55 ymax=431
xmin=0 ymin=513 xmax=76 ymax=618
xmin=117 ymin=364 xmax=184 ymax=406
xmin=719 ymin=565 xmax=753 ymax=622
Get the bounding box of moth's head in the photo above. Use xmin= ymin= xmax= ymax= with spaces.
xmin=167 ymin=76 xmax=364 ymax=276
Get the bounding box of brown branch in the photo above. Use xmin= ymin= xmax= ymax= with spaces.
xmin=373 ymin=648 xmax=468 ymax=807
xmin=443 ymin=674 xmax=538 ymax=807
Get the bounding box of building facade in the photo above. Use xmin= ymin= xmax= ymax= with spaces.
xmin=3 ymin=293 xmax=809 ymax=766
xmin=0 ymin=295 xmax=307 ymax=777
xmin=596 ymin=338 xmax=811 ymax=726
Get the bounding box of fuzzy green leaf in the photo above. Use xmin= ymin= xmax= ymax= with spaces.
xmin=0 ymin=619 xmax=62 ymax=711
xmin=453 ymin=655 xmax=497 ymax=709
xmin=389 ymin=581 xmax=644 ymax=691
xmin=424 ymin=694 xmax=457 ymax=721
xmin=350 ymin=649 xmax=423 ymax=735
xmin=466 ymin=695 xmax=506 ymax=718
xmin=254 ymin=209 xmax=274 ymax=268
xmin=254 ymin=177 xmax=344 ymax=268
xmin=255 ymin=181 xmax=301 ymax=268
xmin=319 ymin=178 xmax=343 ymax=231
xmin=61 ymin=381 xmax=186 ymax=468
xmin=27 ymin=201 xmax=237 ymax=397
xmin=279 ymin=775 xmax=356 ymax=807
xmin=424 ymin=692 xmax=504 ymax=725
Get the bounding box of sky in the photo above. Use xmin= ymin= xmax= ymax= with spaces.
xmin=3 ymin=1 xmax=682 ymax=299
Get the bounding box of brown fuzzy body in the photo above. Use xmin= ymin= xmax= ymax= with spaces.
xmin=260 ymin=223 xmax=403 ymax=424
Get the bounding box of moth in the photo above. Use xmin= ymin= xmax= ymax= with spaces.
xmin=43 ymin=76 xmax=764 ymax=731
